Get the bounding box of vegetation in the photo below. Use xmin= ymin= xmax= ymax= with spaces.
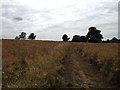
xmin=2 ymin=39 xmax=120 ymax=88
xmin=15 ymin=32 xmax=36 ymax=40
xmin=2 ymin=40 xmax=69 ymax=88
xmin=86 ymin=27 xmax=103 ymax=42
xmin=72 ymin=35 xmax=87 ymax=42
xmin=28 ymin=33 xmax=36 ymax=40
xmin=71 ymin=27 xmax=103 ymax=42
xmin=14 ymin=27 xmax=120 ymax=43
xmin=62 ymin=34 xmax=70 ymax=42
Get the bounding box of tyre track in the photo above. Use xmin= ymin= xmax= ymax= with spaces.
xmin=61 ymin=43 xmax=111 ymax=88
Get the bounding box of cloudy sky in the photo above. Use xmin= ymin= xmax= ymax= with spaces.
xmin=1 ymin=0 xmax=119 ymax=41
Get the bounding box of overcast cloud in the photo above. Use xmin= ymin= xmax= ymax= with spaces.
xmin=1 ymin=0 xmax=119 ymax=40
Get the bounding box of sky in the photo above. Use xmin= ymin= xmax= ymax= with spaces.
xmin=1 ymin=0 xmax=119 ymax=41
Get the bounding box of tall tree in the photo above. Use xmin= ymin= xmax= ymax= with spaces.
xmin=86 ymin=27 xmax=103 ymax=42
xmin=28 ymin=33 xmax=36 ymax=40
xmin=62 ymin=34 xmax=70 ymax=41
xmin=19 ymin=32 xmax=26 ymax=40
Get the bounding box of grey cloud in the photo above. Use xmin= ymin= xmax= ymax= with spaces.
xmin=13 ymin=17 xmax=23 ymax=21
xmin=2 ymin=0 xmax=118 ymax=40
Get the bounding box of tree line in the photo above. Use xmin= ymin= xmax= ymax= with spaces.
xmin=62 ymin=27 xmax=120 ymax=43
xmin=15 ymin=26 xmax=120 ymax=43
xmin=15 ymin=32 xmax=36 ymax=40
xmin=62 ymin=26 xmax=103 ymax=43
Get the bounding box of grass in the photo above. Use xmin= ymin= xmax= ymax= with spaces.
xmin=2 ymin=40 xmax=69 ymax=88
xmin=75 ymin=42 xmax=120 ymax=86
xmin=2 ymin=40 xmax=120 ymax=88
xmin=82 ymin=43 xmax=119 ymax=74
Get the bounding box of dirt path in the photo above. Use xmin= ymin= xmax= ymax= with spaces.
xmin=62 ymin=43 xmax=112 ymax=88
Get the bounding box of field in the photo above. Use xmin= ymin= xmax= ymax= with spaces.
xmin=2 ymin=39 xmax=120 ymax=88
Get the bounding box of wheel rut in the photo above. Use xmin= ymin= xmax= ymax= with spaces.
xmin=61 ymin=43 xmax=111 ymax=88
